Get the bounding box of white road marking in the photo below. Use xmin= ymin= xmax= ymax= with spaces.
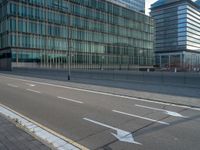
xmin=26 ymin=89 xmax=41 ymax=94
xmin=0 ymin=104 xmax=87 ymax=150
xmin=83 ymin=117 xmax=141 ymax=145
xmin=1 ymin=75 xmax=200 ymax=111
xmin=135 ymin=104 xmax=188 ymax=118
xmin=57 ymin=96 xmax=83 ymax=104
xmin=112 ymin=110 xmax=169 ymax=125
xmin=26 ymin=83 xmax=36 ymax=87
xmin=7 ymin=84 xmax=18 ymax=88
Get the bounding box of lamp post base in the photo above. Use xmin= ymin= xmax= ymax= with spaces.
xmin=68 ymin=75 xmax=70 ymax=80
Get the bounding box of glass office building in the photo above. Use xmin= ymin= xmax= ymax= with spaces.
xmin=0 ymin=0 xmax=154 ymax=70
xmin=108 ymin=0 xmax=145 ymax=12
xmin=151 ymin=0 xmax=200 ymax=70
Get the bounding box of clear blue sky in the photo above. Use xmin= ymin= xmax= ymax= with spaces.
xmin=145 ymin=0 xmax=157 ymax=15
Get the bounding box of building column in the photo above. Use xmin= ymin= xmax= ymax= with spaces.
xmin=16 ymin=51 xmax=19 ymax=64
xmin=180 ymin=53 xmax=183 ymax=69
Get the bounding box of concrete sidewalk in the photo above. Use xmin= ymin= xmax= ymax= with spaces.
xmin=11 ymin=68 xmax=200 ymax=88
xmin=0 ymin=114 xmax=50 ymax=150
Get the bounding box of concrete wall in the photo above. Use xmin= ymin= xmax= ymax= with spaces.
xmin=11 ymin=68 xmax=200 ymax=88
xmin=0 ymin=58 xmax=11 ymax=71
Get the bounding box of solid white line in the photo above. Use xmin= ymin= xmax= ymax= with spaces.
xmin=26 ymin=89 xmax=41 ymax=94
xmin=57 ymin=96 xmax=83 ymax=104
xmin=1 ymin=74 xmax=200 ymax=111
xmin=112 ymin=110 xmax=169 ymax=125
xmin=7 ymin=84 xmax=18 ymax=88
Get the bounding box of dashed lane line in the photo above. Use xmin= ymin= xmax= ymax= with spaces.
xmin=7 ymin=84 xmax=18 ymax=88
xmin=26 ymin=89 xmax=41 ymax=94
xmin=57 ymin=96 xmax=83 ymax=104
xmin=25 ymin=83 xmax=36 ymax=87
xmin=1 ymin=74 xmax=200 ymax=111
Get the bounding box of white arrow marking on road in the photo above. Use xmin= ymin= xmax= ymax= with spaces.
xmin=164 ymin=111 xmax=188 ymax=118
xmin=26 ymin=83 xmax=36 ymax=87
xmin=83 ymin=118 xmax=142 ymax=145
xmin=112 ymin=110 xmax=169 ymax=125
xmin=135 ymin=104 xmax=188 ymax=118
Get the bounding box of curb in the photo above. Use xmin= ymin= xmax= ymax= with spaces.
xmin=0 ymin=104 xmax=89 ymax=150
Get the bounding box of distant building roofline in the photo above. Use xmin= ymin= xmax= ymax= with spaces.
xmin=106 ymin=0 xmax=145 ymax=13
xmin=151 ymin=0 xmax=200 ymax=10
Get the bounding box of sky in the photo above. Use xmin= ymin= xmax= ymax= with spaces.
xmin=145 ymin=0 xmax=158 ymax=15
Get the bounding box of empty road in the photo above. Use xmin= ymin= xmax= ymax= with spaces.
xmin=0 ymin=73 xmax=200 ymax=150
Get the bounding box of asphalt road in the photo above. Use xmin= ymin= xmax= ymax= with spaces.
xmin=0 ymin=74 xmax=200 ymax=150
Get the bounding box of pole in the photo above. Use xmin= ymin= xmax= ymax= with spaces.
xmin=68 ymin=48 xmax=71 ymax=80
xmin=138 ymin=52 xmax=140 ymax=72
xmin=67 ymin=3 xmax=71 ymax=81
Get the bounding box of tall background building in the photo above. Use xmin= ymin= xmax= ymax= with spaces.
xmin=0 ymin=0 xmax=154 ymax=71
xmin=108 ymin=0 xmax=145 ymax=12
xmin=151 ymin=0 xmax=200 ymax=70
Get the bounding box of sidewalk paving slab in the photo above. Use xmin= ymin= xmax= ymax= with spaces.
xmin=0 ymin=114 xmax=51 ymax=150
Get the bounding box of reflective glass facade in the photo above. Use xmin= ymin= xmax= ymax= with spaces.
xmin=151 ymin=0 xmax=200 ymax=70
xmin=108 ymin=0 xmax=145 ymax=12
xmin=0 ymin=0 xmax=154 ymax=70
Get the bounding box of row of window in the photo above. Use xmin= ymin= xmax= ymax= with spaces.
xmin=18 ymin=0 xmax=149 ymax=23
xmin=11 ymin=49 xmax=154 ymax=66
xmin=8 ymin=1 xmax=153 ymax=33
xmin=156 ymin=52 xmax=200 ymax=67
xmin=115 ymin=0 xmax=145 ymax=12
xmin=152 ymin=3 xmax=200 ymax=53
xmin=2 ymin=33 xmax=153 ymax=54
xmin=5 ymin=18 xmax=153 ymax=42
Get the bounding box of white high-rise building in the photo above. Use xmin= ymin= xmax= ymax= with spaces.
xmin=107 ymin=0 xmax=145 ymax=12
xmin=151 ymin=0 xmax=200 ymax=70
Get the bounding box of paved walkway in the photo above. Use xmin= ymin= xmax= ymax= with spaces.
xmin=0 ymin=114 xmax=50 ymax=150
xmin=11 ymin=68 xmax=200 ymax=88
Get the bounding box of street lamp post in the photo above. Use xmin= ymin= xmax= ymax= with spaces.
xmin=67 ymin=3 xmax=72 ymax=81
xmin=68 ymin=47 xmax=71 ymax=80
xmin=138 ymin=51 xmax=140 ymax=72
xmin=138 ymin=50 xmax=143 ymax=71
xmin=101 ymin=55 xmax=104 ymax=70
